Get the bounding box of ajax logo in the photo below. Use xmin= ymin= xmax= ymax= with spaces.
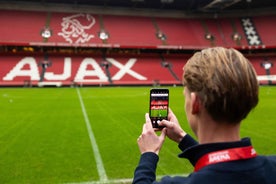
xmin=58 ymin=13 xmax=96 ymax=44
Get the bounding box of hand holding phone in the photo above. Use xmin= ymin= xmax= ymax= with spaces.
xmin=149 ymin=89 xmax=169 ymax=129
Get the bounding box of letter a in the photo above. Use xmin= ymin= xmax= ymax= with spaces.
xmin=74 ymin=58 xmax=108 ymax=82
xmin=3 ymin=57 xmax=40 ymax=81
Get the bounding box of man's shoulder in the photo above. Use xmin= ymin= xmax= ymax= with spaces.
xmin=258 ymin=155 xmax=276 ymax=162
xmin=255 ymin=155 xmax=276 ymax=175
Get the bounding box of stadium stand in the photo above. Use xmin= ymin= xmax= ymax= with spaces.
xmin=1 ymin=53 xmax=275 ymax=86
xmin=249 ymin=56 xmax=276 ymax=85
xmin=1 ymin=10 xmax=276 ymax=48
xmin=0 ymin=54 xmax=186 ymax=86
xmin=0 ymin=10 xmax=47 ymax=45
xmin=102 ymin=15 xmax=161 ymax=47
xmin=253 ymin=15 xmax=276 ymax=48
xmin=0 ymin=10 xmax=275 ymax=86
xmin=216 ymin=18 xmax=245 ymax=47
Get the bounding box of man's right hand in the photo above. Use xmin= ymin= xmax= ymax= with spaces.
xmin=159 ymin=108 xmax=186 ymax=143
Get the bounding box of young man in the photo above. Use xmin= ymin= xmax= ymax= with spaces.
xmin=133 ymin=47 xmax=276 ymax=184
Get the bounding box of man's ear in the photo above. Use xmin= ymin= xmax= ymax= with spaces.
xmin=191 ymin=92 xmax=200 ymax=114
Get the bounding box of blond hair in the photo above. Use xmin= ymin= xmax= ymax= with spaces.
xmin=183 ymin=47 xmax=259 ymax=123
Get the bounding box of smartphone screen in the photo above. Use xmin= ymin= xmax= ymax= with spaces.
xmin=149 ymin=89 xmax=169 ymax=128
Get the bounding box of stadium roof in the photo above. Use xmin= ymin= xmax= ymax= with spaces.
xmin=1 ymin=0 xmax=276 ymax=18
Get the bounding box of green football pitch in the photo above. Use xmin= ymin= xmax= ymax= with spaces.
xmin=0 ymin=86 xmax=275 ymax=184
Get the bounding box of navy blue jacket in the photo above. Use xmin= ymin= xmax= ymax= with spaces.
xmin=133 ymin=135 xmax=276 ymax=184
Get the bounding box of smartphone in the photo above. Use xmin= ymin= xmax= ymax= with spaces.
xmin=149 ymin=88 xmax=169 ymax=128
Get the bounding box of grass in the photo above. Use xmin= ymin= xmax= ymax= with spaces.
xmin=0 ymin=86 xmax=275 ymax=184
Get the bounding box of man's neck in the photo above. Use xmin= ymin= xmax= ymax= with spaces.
xmin=197 ymin=121 xmax=241 ymax=144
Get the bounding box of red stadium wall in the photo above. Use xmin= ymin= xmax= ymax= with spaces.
xmin=0 ymin=54 xmax=275 ymax=86
xmin=0 ymin=10 xmax=276 ymax=49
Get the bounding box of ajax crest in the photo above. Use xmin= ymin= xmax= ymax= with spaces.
xmin=58 ymin=13 xmax=96 ymax=44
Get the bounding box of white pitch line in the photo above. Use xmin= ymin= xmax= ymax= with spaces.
xmin=76 ymin=88 xmax=108 ymax=182
xmin=65 ymin=178 xmax=132 ymax=184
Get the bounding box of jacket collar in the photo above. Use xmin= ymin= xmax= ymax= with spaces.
xmin=178 ymin=137 xmax=253 ymax=166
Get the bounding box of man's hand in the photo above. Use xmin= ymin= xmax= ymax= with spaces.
xmin=137 ymin=113 xmax=166 ymax=155
xmin=158 ymin=108 xmax=186 ymax=143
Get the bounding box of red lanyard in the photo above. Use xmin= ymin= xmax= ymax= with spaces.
xmin=194 ymin=146 xmax=257 ymax=172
